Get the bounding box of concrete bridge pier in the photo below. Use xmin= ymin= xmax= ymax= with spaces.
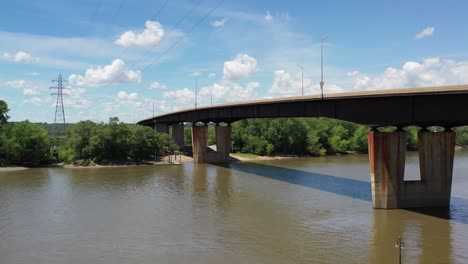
xmin=368 ymin=130 xmax=456 ymax=209
xmin=171 ymin=123 xmax=185 ymax=148
xmin=192 ymin=124 xmax=208 ymax=164
xmin=191 ymin=123 xmax=232 ymax=164
xmin=155 ymin=123 xmax=169 ymax=134
xmin=214 ymin=124 xmax=232 ymax=163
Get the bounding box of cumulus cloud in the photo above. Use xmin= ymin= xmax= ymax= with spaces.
xmin=149 ymin=81 xmax=167 ymax=90
xmin=264 ymin=11 xmax=273 ymax=22
xmin=349 ymin=57 xmax=468 ymax=90
xmin=24 ymin=97 xmax=43 ymax=106
xmin=223 ymin=53 xmax=259 ymax=80
xmin=64 ymin=88 xmax=90 ymax=109
xmin=163 ymin=88 xmax=195 ymax=108
xmin=5 ymin=80 xmax=26 ymax=88
xmin=212 ymin=18 xmax=228 ymax=27
xmin=270 ymin=69 xmax=343 ymax=95
xmin=199 ymin=80 xmax=260 ymax=104
xmin=416 ymin=27 xmax=435 ymax=39
xmin=23 ymin=88 xmax=39 ymax=95
xmin=68 ymin=59 xmax=142 ymax=87
xmin=116 ymin=91 xmax=141 ymax=107
xmin=3 ymin=51 xmax=36 ymax=63
xmin=4 ymin=80 xmax=41 ymax=95
xmin=208 ymin=73 xmax=216 ymax=78
xmin=115 ymin=20 xmax=165 ymax=47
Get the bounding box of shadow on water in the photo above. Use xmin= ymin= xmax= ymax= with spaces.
xmin=217 ymin=162 xmax=468 ymax=224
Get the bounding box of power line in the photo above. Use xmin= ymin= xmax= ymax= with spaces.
xmin=140 ymin=0 xmax=226 ymax=73
xmin=129 ymin=0 xmax=202 ymax=68
xmin=117 ymin=0 xmax=170 ymax=59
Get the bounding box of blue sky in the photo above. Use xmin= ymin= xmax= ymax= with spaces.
xmin=1 ymin=0 xmax=468 ymax=123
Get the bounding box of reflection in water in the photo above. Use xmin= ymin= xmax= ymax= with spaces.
xmin=370 ymin=209 xmax=453 ymax=264
xmin=0 ymin=151 xmax=467 ymax=263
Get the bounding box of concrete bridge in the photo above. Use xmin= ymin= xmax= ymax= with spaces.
xmin=138 ymin=85 xmax=468 ymax=209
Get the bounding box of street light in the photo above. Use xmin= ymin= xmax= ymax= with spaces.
xmin=320 ymin=36 xmax=328 ymax=100
xmin=297 ymin=64 xmax=304 ymax=96
xmin=195 ymin=78 xmax=198 ymax=109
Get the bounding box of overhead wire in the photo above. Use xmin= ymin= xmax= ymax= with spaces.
xmin=129 ymin=0 xmax=203 ymax=68
xmin=140 ymin=0 xmax=226 ymax=73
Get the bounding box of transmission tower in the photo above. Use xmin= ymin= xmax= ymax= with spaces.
xmin=50 ymin=74 xmax=68 ymax=134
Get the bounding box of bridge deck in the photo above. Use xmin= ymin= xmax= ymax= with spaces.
xmin=138 ymin=85 xmax=468 ymax=127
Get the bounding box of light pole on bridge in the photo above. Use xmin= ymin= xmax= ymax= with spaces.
xmin=320 ymin=36 xmax=328 ymax=100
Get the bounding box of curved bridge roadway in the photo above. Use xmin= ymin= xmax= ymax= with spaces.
xmin=138 ymin=85 xmax=468 ymax=209
xmin=138 ymin=85 xmax=468 ymax=128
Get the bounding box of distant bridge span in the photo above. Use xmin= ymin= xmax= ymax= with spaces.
xmin=138 ymin=85 xmax=468 ymax=210
xmin=138 ymin=85 xmax=468 ymax=128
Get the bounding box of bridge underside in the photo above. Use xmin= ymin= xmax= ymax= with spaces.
xmin=144 ymin=86 xmax=468 ymax=209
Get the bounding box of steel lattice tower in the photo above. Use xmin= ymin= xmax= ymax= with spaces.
xmin=50 ymin=74 xmax=67 ymax=134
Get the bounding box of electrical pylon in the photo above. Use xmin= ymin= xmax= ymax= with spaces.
xmin=50 ymin=74 xmax=68 ymax=135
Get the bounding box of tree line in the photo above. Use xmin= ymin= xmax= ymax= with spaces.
xmin=0 ymin=100 xmax=176 ymax=166
xmin=1 ymin=99 xmax=468 ymax=166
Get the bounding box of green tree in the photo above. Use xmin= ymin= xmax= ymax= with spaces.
xmin=0 ymin=121 xmax=52 ymax=165
xmin=0 ymin=100 xmax=9 ymax=126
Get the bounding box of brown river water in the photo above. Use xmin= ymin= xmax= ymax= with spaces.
xmin=1 ymin=151 xmax=467 ymax=264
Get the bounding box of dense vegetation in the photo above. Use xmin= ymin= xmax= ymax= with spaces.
xmin=1 ymin=98 xmax=468 ymax=166
xmin=0 ymin=100 xmax=176 ymax=166
xmin=227 ymin=118 xmax=468 ymax=156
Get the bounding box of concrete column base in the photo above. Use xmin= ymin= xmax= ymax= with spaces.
xmin=192 ymin=125 xmax=208 ymax=164
xmin=171 ymin=123 xmax=185 ymax=148
xmin=368 ymin=131 xmax=456 ymax=209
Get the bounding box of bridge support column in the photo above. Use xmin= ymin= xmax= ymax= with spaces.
xmin=368 ymin=131 xmax=407 ymax=209
xmin=192 ymin=125 xmax=208 ymax=164
xmin=215 ymin=125 xmax=232 ymax=163
xmin=171 ymin=123 xmax=185 ymax=148
xmin=155 ymin=123 xmax=169 ymax=134
xmin=403 ymin=131 xmax=455 ymax=207
xmin=368 ymin=130 xmax=456 ymax=209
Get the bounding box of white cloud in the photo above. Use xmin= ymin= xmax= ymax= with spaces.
xmin=416 ymin=27 xmax=435 ymax=39
xmin=199 ymin=80 xmax=260 ymax=104
xmin=212 ymin=18 xmax=228 ymax=27
xmin=3 ymin=51 xmax=36 ymax=63
xmin=270 ymin=70 xmax=314 ymax=95
xmin=116 ymin=91 xmax=141 ymax=108
xmin=68 ymin=59 xmax=142 ymax=87
xmin=4 ymin=79 xmax=41 ymax=95
xmin=149 ymin=81 xmax=167 ymax=90
xmin=349 ymin=57 xmax=468 ymax=90
xmin=208 ymin=73 xmax=216 ymax=78
xmin=117 ymin=91 xmax=138 ymax=100
xmin=5 ymin=80 xmax=26 ymax=88
xmin=190 ymin=71 xmax=201 ymax=77
xmin=163 ymin=88 xmax=195 ymax=109
xmin=264 ymin=11 xmax=273 ymax=22
xmin=24 ymin=97 xmax=43 ymax=106
xmin=23 ymin=88 xmax=39 ymax=95
xmin=346 ymin=71 xmax=359 ymax=77
xmin=270 ymin=69 xmax=343 ymax=95
xmin=223 ymin=53 xmax=259 ymax=80
xmin=115 ymin=20 xmax=165 ymax=47
xmin=64 ymin=88 xmax=90 ymax=109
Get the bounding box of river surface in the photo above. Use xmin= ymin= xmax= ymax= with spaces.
xmin=1 ymin=151 xmax=467 ymax=264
